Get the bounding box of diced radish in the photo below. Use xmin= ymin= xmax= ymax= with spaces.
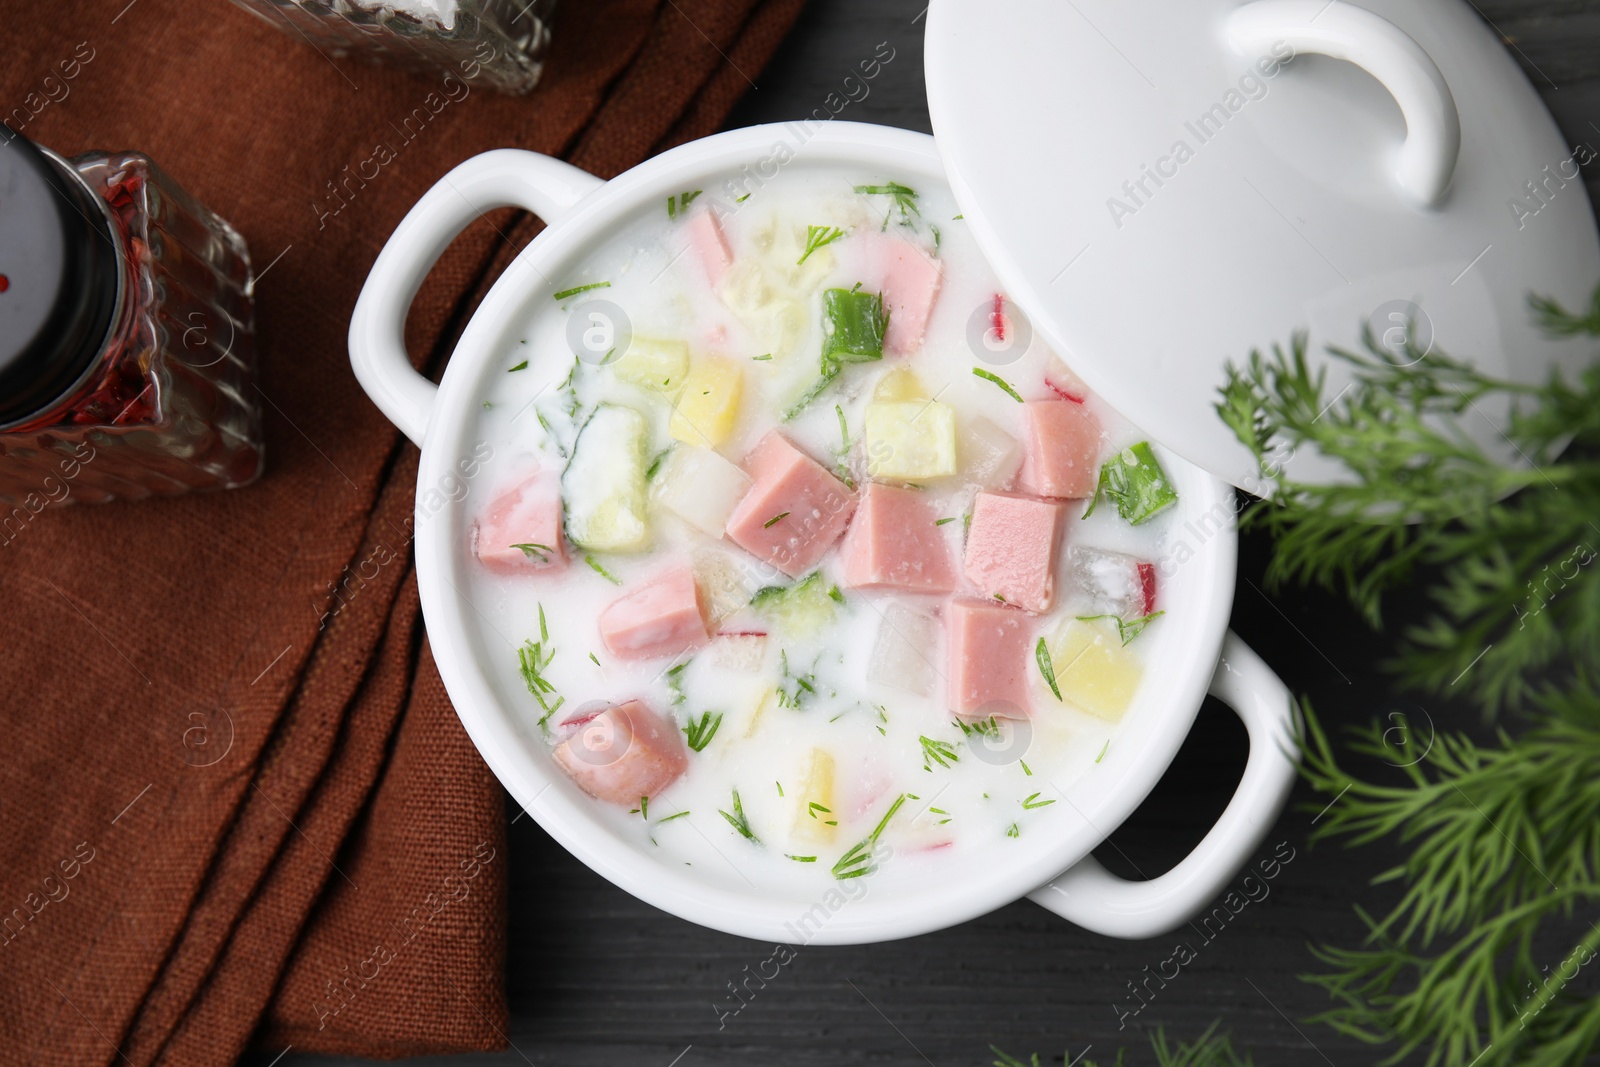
xmin=687 ymin=209 xmax=732 ymax=288
xmin=991 ymin=294 xmax=1007 ymax=343
xmin=960 ymin=416 xmax=1023 ymax=490
xmin=710 ymin=632 xmax=769 ymax=673
xmin=867 ymin=603 xmax=939 ymax=696
xmin=1067 ymin=545 xmax=1152 ymax=620
xmin=552 ymin=699 xmax=689 ymax=805
xmin=1138 ymin=562 xmax=1159 ymax=615
xmin=473 ymin=469 xmax=566 ymax=573
xmin=654 ymin=445 xmax=751 ymax=538
xmin=1044 ymin=355 xmax=1089 ymax=404
xmin=597 ymin=564 xmax=711 ymax=661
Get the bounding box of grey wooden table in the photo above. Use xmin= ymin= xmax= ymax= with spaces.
xmin=271 ymin=2 xmax=1600 ymax=1063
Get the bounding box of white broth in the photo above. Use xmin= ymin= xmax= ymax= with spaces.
xmin=461 ymin=165 xmax=1183 ymax=896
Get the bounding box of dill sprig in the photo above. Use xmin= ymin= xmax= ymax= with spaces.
xmin=832 ymin=793 xmax=905 ymax=880
xmin=1298 ymin=701 xmax=1600 ymax=1067
xmin=683 ymin=710 xmax=723 ymax=753
xmin=717 ymin=789 xmax=759 ymax=844
xmin=992 ymin=1021 xmax=1252 ymax=1066
xmin=1075 ymin=610 xmax=1167 ymax=646
xmin=516 ymin=610 xmax=563 ymax=730
xmin=1216 ymin=298 xmax=1600 ymax=716
xmin=798 ymin=224 xmax=848 ymax=265
xmin=1217 ymin=285 xmax=1600 ymax=1067
xmin=919 ymin=735 xmax=959 ymax=771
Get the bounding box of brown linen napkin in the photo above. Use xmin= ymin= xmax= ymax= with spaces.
xmin=0 ymin=0 xmax=806 ymax=1062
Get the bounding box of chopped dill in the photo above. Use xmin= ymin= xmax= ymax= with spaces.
xmin=833 ymin=793 xmax=906 ymax=880
xmin=585 ymin=555 xmax=622 ymax=585
xmin=798 ymin=224 xmax=849 ymax=265
xmin=1036 ymin=637 xmax=1062 ymax=701
xmin=552 ymin=281 xmax=611 ymax=302
xmin=973 ymin=366 xmax=1024 ymax=402
xmin=919 ymin=735 xmax=960 ymax=771
xmin=683 ymin=710 xmax=723 ymax=752
xmin=718 ymin=789 xmax=759 ymax=843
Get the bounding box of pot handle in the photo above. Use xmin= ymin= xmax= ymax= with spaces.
xmin=1027 ymin=631 xmax=1299 ymax=939
xmin=349 ymin=150 xmax=603 ymax=446
xmin=1225 ymin=0 xmax=1461 ymax=208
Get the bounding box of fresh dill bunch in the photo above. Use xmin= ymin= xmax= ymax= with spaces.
xmin=991 ymin=1022 xmax=1250 ymax=1066
xmin=1298 ymin=698 xmax=1600 ymax=1067
xmin=1216 ymin=291 xmax=1600 ymax=716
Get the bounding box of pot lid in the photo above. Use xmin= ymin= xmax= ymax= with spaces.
xmin=925 ymin=0 xmax=1600 ymax=489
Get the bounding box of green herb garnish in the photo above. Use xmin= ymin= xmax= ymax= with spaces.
xmin=665 ymin=660 xmax=690 ymax=706
xmin=798 ymin=224 xmax=849 ymax=265
xmin=919 ymin=735 xmax=959 ymax=771
xmin=552 ymin=281 xmax=611 ymax=302
xmin=1075 ymin=610 xmax=1167 ymax=646
xmin=645 ymin=445 xmax=674 ymax=481
xmin=656 ymin=810 xmax=690 ymax=825
xmin=764 ymin=512 xmax=789 ymax=528
xmin=832 ymin=793 xmax=906 ymax=880
xmin=512 ymin=543 xmax=552 ymax=563
xmin=666 ymin=190 xmax=702 ymax=219
xmin=1021 ymin=792 xmax=1055 ymax=810
xmin=1095 ymin=739 xmax=1109 ymax=763
xmin=786 ymin=854 xmax=817 ymax=863
xmin=584 ymin=555 xmax=622 ymax=585
xmin=1035 ymin=637 xmax=1062 ymax=701
xmin=508 ymin=359 xmax=528 ymax=372
xmin=718 ymin=789 xmax=759 ymax=843
xmin=1083 ymin=441 xmax=1178 ymax=525
xmin=516 ymin=628 xmax=564 ymax=730
xmin=972 ymin=367 xmax=1024 ymax=402
xmin=683 ymin=710 xmax=723 ymax=752
xmin=853 ymin=182 xmax=919 ymax=223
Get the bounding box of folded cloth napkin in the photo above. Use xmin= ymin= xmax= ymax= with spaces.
xmin=0 ymin=0 xmax=805 ymax=1062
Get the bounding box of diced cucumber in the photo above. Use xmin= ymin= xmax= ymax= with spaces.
xmin=562 ymin=404 xmax=651 ymax=552
xmin=750 ymin=571 xmax=841 ymax=639
xmin=821 ymin=288 xmax=888 ymax=366
xmin=864 ymin=400 xmax=957 ymax=481
xmin=612 ymin=336 xmax=689 ymax=396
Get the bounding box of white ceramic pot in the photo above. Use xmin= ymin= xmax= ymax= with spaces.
xmin=349 ymin=123 xmax=1298 ymax=944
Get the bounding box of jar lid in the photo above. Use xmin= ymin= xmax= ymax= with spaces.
xmin=925 ymin=0 xmax=1600 ymax=488
xmin=0 ymin=130 xmax=121 ymax=426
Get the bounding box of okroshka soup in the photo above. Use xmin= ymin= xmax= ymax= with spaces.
xmin=459 ymin=162 xmax=1188 ymax=897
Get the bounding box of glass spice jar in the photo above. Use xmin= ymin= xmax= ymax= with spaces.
xmin=0 ymin=130 xmax=264 ymax=512
xmin=226 ymin=0 xmax=556 ymax=95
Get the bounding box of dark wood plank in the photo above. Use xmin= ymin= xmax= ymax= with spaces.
xmin=267 ymin=1 xmax=1600 ymax=1063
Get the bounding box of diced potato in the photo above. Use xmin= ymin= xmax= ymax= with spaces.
xmin=752 ymin=218 xmax=837 ymax=294
xmin=744 ymin=686 xmax=776 ymax=738
xmin=960 ymin=415 xmax=1023 ymax=489
xmin=563 ymin=404 xmax=651 ymax=552
xmin=611 ymin=336 xmax=689 ymax=396
xmin=1046 ymin=618 xmax=1142 ymax=720
xmin=654 ymin=445 xmax=751 ymax=537
xmin=719 ymin=261 xmax=806 ymax=359
xmin=791 ymin=748 xmax=838 ymax=844
xmin=873 ymin=366 xmax=927 ymax=402
xmin=864 ymin=400 xmax=957 ymax=481
xmin=694 ymin=553 xmax=763 ymax=626
xmin=670 ymin=355 xmax=744 ymax=448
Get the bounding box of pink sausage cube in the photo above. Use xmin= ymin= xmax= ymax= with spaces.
xmin=473 ymin=470 xmax=566 ymax=574
xmin=597 ymin=565 xmax=710 ymax=661
xmin=1018 ymin=400 xmax=1102 ymax=500
xmin=552 ymin=699 xmax=689 ymax=805
xmin=963 ymin=491 xmax=1068 ymax=613
xmin=687 ymin=209 xmax=733 ymax=288
xmin=841 ymin=483 xmax=956 ymax=593
xmin=724 ymin=432 xmax=857 ymax=578
xmin=947 ymin=599 xmax=1033 ymax=720
xmin=877 ymin=236 xmax=943 ymax=355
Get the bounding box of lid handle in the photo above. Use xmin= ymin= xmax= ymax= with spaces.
xmin=1226 ymin=0 xmax=1461 ymax=207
